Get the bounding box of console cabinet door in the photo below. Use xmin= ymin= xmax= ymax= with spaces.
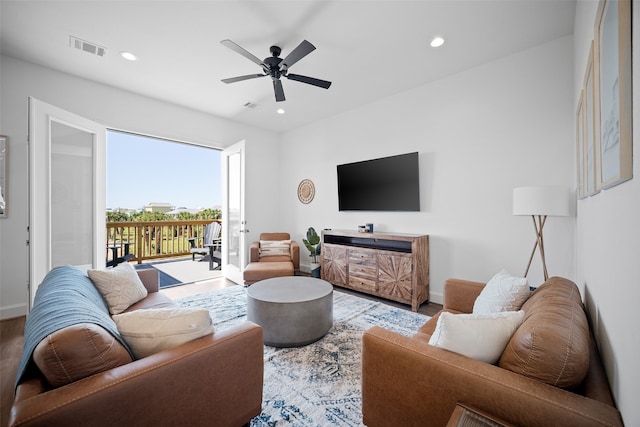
xmin=377 ymin=252 xmax=413 ymax=303
xmin=322 ymin=243 xmax=347 ymax=286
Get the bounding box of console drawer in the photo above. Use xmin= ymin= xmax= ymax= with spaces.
xmin=349 ymin=248 xmax=377 ymax=264
xmin=348 ymin=274 xmax=377 ymax=292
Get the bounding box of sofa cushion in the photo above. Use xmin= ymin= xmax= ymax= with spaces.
xmin=88 ymin=262 xmax=148 ymax=314
xmin=473 ymin=269 xmax=530 ymax=315
xmin=33 ymin=323 xmax=133 ymax=388
xmin=428 ymin=310 xmax=525 ymax=364
xmin=499 ymin=277 xmax=590 ymax=389
xmin=113 ymin=307 xmax=214 ymax=358
xmin=259 ymin=240 xmax=291 ymax=258
xmin=124 ymin=291 xmax=177 ymax=312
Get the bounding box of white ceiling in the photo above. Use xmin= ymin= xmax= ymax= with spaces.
xmin=0 ymin=0 xmax=576 ymax=133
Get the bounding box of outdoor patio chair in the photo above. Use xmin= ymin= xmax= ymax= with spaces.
xmin=189 ymin=222 xmax=222 ymax=268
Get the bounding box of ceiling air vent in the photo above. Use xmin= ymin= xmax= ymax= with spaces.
xmin=243 ymin=102 xmax=258 ymax=109
xmin=69 ymin=36 xmax=106 ymax=57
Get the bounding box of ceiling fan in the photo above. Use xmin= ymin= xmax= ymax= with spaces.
xmin=220 ymin=39 xmax=332 ymax=102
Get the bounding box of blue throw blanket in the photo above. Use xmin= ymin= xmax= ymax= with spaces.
xmin=15 ymin=266 xmax=134 ymax=388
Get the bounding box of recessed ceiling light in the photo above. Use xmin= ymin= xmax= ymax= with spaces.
xmin=120 ymin=51 xmax=137 ymax=61
xmin=430 ymin=36 xmax=445 ymax=48
xmin=277 ymin=108 xmax=285 ymax=115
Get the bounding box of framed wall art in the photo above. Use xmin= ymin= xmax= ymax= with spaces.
xmin=584 ymin=42 xmax=599 ymax=197
xmin=577 ymin=42 xmax=600 ymax=199
xmin=594 ymin=0 xmax=632 ymax=189
xmin=0 ymin=135 xmax=7 ymax=218
xmin=576 ymin=90 xmax=586 ymax=199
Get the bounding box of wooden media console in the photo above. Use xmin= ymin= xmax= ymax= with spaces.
xmin=321 ymin=229 xmax=429 ymax=312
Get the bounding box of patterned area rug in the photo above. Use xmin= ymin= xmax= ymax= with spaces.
xmin=177 ymin=285 xmax=430 ymax=426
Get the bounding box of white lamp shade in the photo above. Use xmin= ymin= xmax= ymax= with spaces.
xmin=513 ymin=186 xmax=570 ymax=216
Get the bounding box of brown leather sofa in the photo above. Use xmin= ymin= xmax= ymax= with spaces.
xmin=244 ymin=232 xmax=300 ymax=285
xmin=10 ymin=268 xmax=264 ymax=427
xmin=362 ymin=277 xmax=623 ymax=427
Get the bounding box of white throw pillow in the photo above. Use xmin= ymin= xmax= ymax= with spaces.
xmin=112 ymin=308 xmax=214 ymax=359
xmin=473 ymin=269 xmax=530 ymax=315
xmin=428 ymin=310 xmax=525 ymax=364
xmin=88 ymin=262 xmax=148 ymax=315
xmin=259 ymin=240 xmax=291 ymax=257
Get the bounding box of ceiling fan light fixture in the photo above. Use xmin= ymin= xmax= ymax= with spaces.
xmin=430 ymin=36 xmax=445 ymax=48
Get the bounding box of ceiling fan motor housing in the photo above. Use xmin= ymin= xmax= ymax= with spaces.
xmin=264 ymin=54 xmax=283 ymax=79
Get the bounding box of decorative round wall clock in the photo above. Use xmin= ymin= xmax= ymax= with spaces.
xmin=297 ymin=179 xmax=315 ymax=204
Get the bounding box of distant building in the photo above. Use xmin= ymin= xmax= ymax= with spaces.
xmin=144 ymin=202 xmax=174 ymax=213
xmin=107 ymin=207 xmax=137 ymax=215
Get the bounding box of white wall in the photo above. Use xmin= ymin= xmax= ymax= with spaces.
xmin=0 ymin=55 xmax=280 ymax=319
xmin=574 ymin=2 xmax=640 ymax=425
xmin=280 ymin=36 xmax=575 ymax=304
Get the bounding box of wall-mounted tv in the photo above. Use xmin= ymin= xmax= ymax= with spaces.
xmin=337 ymin=152 xmax=420 ymax=211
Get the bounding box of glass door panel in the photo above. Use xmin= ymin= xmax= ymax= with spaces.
xmin=50 ymin=121 xmax=94 ymax=269
xmin=222 ymin=140 xmax=245 ymax=285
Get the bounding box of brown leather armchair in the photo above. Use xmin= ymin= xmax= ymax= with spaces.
xmin=244 ymin=232 xmax=300 ymax=285
xmin=249 ymin=232 xmax=300 ymax=268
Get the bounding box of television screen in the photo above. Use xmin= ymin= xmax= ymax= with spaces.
xmin=337 ymin=152 xmax=420 ymax=211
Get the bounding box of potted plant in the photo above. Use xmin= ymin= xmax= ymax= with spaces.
xmin=303 ymin=227 xmax=321 ymax=278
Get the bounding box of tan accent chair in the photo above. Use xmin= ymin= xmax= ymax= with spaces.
xmin=362 ymin=277 xmax=623 ymax=427
xmin=243 ymin=232 xmax=299 ymax=285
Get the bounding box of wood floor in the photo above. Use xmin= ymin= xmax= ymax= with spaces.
xmin=0 ymin=278 xmax=442 ymax=427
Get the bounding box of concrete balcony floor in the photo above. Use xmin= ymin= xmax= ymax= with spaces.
xmin=133 ymin=255 xmax=223 ymax=289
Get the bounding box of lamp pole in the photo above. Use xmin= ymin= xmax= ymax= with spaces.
xmin=524 ymin=214 xmax=549 ymax=281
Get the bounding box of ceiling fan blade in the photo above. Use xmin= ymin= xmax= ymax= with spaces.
xmin=286 ymin=73 xmax=332 ymax=89
xmin=273 ymin=79 xmax=285 ymax=102
xmin=280 ymin=40 xmax=316 ymax=70
xmin=220 ymin=39 xmax=265 ymax=67
xmin=221 ymin=74 xmax=266 ymax=84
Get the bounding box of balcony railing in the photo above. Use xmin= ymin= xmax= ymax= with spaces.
xmin=106 ymin=219 xmax=221 ymax=264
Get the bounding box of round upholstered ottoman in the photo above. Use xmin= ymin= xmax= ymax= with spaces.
xmin=246 ymin=276 xmax=333 ymax=347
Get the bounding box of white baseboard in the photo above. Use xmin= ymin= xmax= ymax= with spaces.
xmin=0 ymin=303 xmax=28 ymax=320
xmin=430 ymin=291 xmax=443 ymax=305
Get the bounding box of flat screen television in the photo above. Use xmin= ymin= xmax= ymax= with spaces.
xmin=337 ymin=152 xmax=420 ymax=211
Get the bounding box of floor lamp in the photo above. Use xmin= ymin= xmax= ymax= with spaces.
xmin=513 ymin=186 xmax=570 ymax=281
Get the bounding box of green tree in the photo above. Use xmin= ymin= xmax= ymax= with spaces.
xmin=130 ymin=211 xmax=171 ymax=221
xmin=196 ymin=208 xmax=221 ymax=220
xmin=106 ymin=211 xmax=130 ymax=222
xmin=176 ymin=211 xmax=196 ymax=220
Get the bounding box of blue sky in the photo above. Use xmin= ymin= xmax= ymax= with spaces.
xmin=106 ymin=131 xmax=221 ymax=210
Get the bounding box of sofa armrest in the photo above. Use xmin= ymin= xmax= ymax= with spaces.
xmin=10 ymin=322 xmax=264 ymax=427
xmin=249 ymin=241 xmax=260 ymax=263
xmin=362 ymin=327 xmax=622 ymax=427
xmin=290 ymin=241 xmax=300 ymax=270
xmin=136 ymin=268 xmax=159 ymax=293
xmin=443 ymin=278 xmax=485 ymax=313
